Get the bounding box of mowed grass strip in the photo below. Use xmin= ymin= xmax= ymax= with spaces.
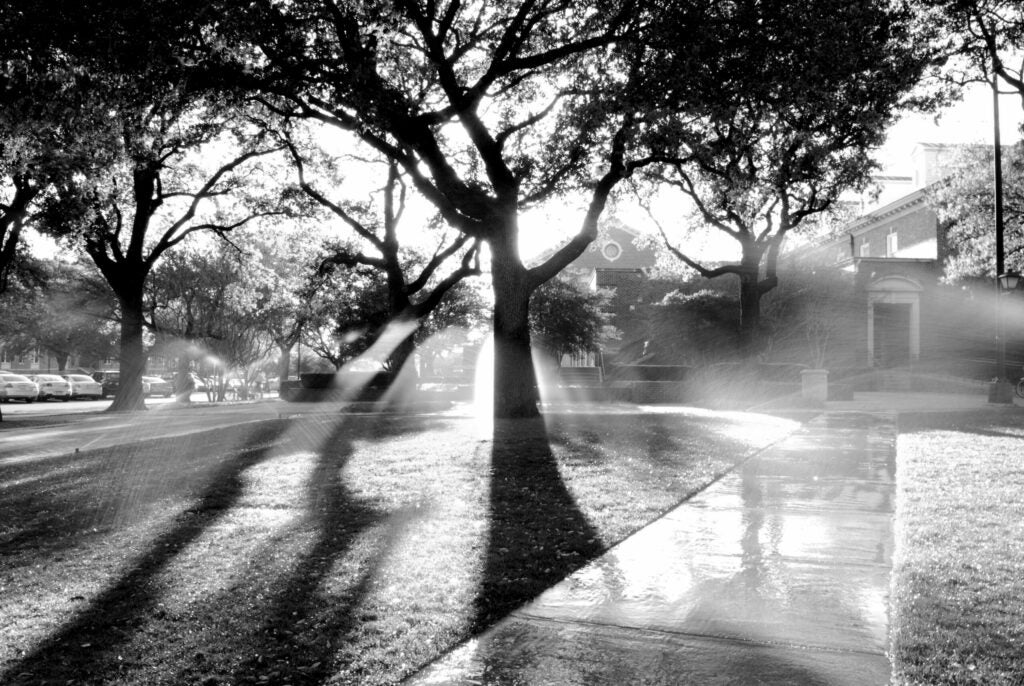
xmin=892 ymin=409 xmax=1024 ymax=686
xmin=0 ymin=408 xmax=794 ymax=685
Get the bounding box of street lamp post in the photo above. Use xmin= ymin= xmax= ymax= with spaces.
xmin=990 ymin=69 xmax=1015 ymax=403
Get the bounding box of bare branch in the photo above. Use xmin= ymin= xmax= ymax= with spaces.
xmin=283 ymin=136 xmax=385 ymax=252
xmin=407 ymin=231 xmax=473 ymax=294
xmin=409 ymin=239 xmax=482 ymax=317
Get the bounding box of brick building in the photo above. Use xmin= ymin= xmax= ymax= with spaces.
xmin=786 ymin=143 xmax=1020 ymax=380
xmin=533 ymin=219 xmax=659 ymax=370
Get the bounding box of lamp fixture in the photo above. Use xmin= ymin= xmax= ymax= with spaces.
xmin=998 ymin=271 xmax=1022 ymax=291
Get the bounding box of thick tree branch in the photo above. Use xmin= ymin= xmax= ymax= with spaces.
xmin=409 ymin=239 xmax=482 ymax=317
xmin=318 ymin=249 xmax=388 ymax=272
xmin=407 ymin=231 xmax=473 ymax=294
xmin=154 ymin=145 xmax=283 ymax=254
xmin=527 ymin=115 xmax=640 ymax=288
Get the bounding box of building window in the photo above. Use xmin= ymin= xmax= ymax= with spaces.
xmin=860 ymin=241 xmax=871 ymax=257
xmin=602 ymin=240 xmax=622 ymax=262
xmin=886 ymin=229 xmax=898 ymax=257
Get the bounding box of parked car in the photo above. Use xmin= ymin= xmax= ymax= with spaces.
xmin=92 ymin=370 xmax=119 ymax=398
xmin=142 ymin=376 xmax=173 ymax=398
xmin=91 ymin=371 xmax=150 ymax=398
xmin=60 ymin=373 xmax=104 ymax=400
xmin=0 ymin=373 xmax=39 ymax=402
xmin=28 ymin=374 xmax=72 ymax=401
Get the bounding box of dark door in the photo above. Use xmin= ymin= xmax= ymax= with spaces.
xmin=873 ymin=303 xmax=911 ymax=368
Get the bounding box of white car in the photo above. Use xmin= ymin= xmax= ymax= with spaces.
xmin=60 ymin=373 xmax=104 ymax=400
xmin=29 ymin=374 xmax=72 ymax=401
xmin=0 ymin=373 xmax=39 ymax=402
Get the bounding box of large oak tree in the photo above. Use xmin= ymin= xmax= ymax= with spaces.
xmin=0 ymin=3 xmax=114 ymax=291
xmin=213 ymin=0 xmax=660 ymax=417
xmin=18 ymin=1 xmax=292 ymax=411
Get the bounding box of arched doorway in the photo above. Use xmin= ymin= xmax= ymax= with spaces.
xmin=867 ymin=276 xmax=922 ymax=368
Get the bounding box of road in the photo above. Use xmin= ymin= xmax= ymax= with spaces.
xmin=0 ymin=394 xmax=286 ymax=464
xmin=0 ymin=391 xmax=273 ymax=418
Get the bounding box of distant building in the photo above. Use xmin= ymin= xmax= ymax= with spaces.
xmin=785 ymin=143 xmax=1019 ymax=379
xmin=532 ymin=218 xmax=660 ymax=369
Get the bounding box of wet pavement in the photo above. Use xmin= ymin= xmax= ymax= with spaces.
xmin=408 ymin=411 xmax=897 ymax=685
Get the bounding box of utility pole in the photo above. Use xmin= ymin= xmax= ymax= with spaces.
xmin=991 ymin=66 xmax=1012 ymax=402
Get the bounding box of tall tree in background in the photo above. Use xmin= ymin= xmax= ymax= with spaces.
xmin=214 ymin=0 xmax=663 ymax=417
xmin=21 ymin=260 xmax=119 ymax=370
xmin=0 ymin=3 xmax=114 ymax=291
xmin=636 ymin=0 xmax=937 ymax=351
xmin=529 ymin=276 xmax=616 ymax=367
xmin=927 ymin=143 xmax=1024 ymax=281
xmin=38 ymin=0 xmax=292 ymax=411
xmin=927 ymin=0 xmax=1024 ymax=106
xmin=148 ymin=244 xmax=278 ymax=399
xmin=49 ymin=104 xmax=285 ymax=411
xmin=232 ymin=223 xmax=325 ymax=385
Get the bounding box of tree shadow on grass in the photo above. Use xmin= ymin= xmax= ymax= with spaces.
xmin=3 ymin=414 xmax=441 ymax=686
xmin=0 ymin=421 xmax=306 ymax=685
xmin=197 ymin=416 xmax=430 ymax=686
xmin=473 ymin=417 xmax=605 ymax=631
xmin=0 ymin=423 xmax=291 ymax=558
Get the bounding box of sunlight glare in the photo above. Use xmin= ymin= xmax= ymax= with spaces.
xmin=532 ymin=350 xmax=569 ymax=406
xmin=473 ymin=335 xmax=494 ymax=437
xmin=329 ymin=318 xmax=420 ymax=403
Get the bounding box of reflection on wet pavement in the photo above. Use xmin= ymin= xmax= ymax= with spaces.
xmin=409 ymin=412 xmax=896 ymax=685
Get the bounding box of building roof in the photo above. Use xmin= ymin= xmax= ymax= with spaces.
xmin=533 ymin=220 xmax=657 ymax=273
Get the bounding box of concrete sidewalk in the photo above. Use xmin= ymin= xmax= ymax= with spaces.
xmin=408 ymin=400 xmax=922 ymax=685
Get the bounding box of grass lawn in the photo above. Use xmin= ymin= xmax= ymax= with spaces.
xmin=892 ymin=408 xmax=1024 ymax=686
xmin=0 ymin=406 xmax=794 ymax=685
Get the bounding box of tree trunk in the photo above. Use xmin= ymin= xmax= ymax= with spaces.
xmin=108 ymin=288 xmax=148 ymax=412
xmin=489 ymin=228 xmax=539 ymax=419
xmin=387 ymin=327 xmax=417 ymax=375
xmin=737 ymin=247 xmax=766 ymax=357
xmin=174 ymin=356 xmax=193 ymax=403
xmin=738 ymin=271 xmax=761 ymax=353
xmin=276 ymin=342 xmax=292 ymax=384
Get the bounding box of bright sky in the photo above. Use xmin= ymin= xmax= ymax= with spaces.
xmin=878 ymin=80 xmax=1024 ymax=176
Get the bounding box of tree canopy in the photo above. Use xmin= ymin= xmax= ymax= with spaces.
xmin=927 ymin=143 xmax=1024 ymax=281
xmin=0 ymin=0 xmax=990 ymax=416
xmin=31 ymin=0 xmax=295 ymax=410
xmin=204 ymin=0 xmax=665 ymax=416
xmin=634 ymin=0 xmax=939 ymax=349
xmin=0 ymin=2 xmax=118 ymax=290
xmin=529 ymin=276 xmax=616 ymax=366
